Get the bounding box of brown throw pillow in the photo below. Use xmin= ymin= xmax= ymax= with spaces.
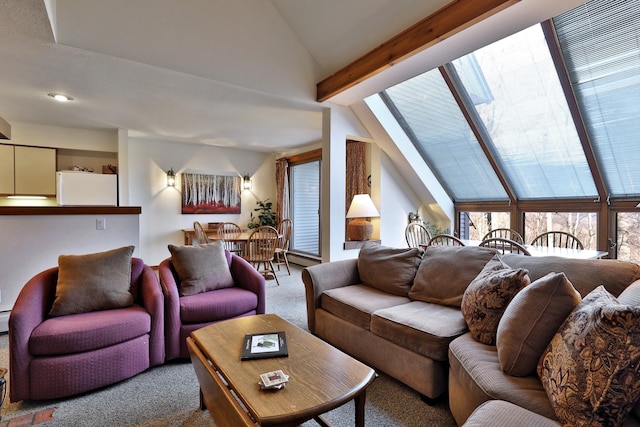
xmin=49 ymin=246 xmax=135 ymax=317
xmin=168 ymin=241 xmax=234 ymax=296
xmin=496 ymin=272 xmax=581 ymax=377
xmin=538 ymin=286 xmax=640 ymax=427
xmin=409 ymin=245 xmax=498 ymax=307
xmin=461 ymin=255 xmax=530 ymax=345
xmin=357 ymin=241 xmax=423 ymax=296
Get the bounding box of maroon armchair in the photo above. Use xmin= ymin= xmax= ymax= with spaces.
xmin=9 ymin=257 xmax=164 ymax=402
xmin=159 ymin=250 xmax=266 ymax=360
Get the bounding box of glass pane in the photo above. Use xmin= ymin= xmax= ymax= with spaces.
xmin=290 ymin=161 xmax=320 ymax=256
xmin=617 ymin=212 xmax=640 ymax=262
xmin=524 ymin=211 xmax=597 ymax=249
xmin=452 ymin=25 xmax=597 ymax=200
xmin=459 ymin=211 xmax=511 ymax=240
xmin=383 ymin=69 xmax=508 ymax=202
xmin=554 ymin=0 xmax=640 ymax=197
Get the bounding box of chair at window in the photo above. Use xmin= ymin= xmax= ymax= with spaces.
xmin=531 ymin=231 xmax=584 ymax=249
xmin=274 ymin=218 xmax=293 ymax=275
xmin=405 ymin=222 xmax=432 ymax=248
xmin=217 ymin=222 xmax=245 ymax=256
xmin=193 ymin=221 xmax=210 ymax=245
xmin=481 ymin=228 xmax=524 ymax=244
xmin=243 ymin=226 xmax=280 ymax=286
xmin=479 ymin=237 xmax=531 ymax=256
xmin=427 ymin=234 xmax=465 ymax=247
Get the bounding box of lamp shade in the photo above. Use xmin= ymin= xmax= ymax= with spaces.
xmin=346 ymin=194 xmax=379 ymax=219
xmin=346 ymin=194 xmax=379 ymax=241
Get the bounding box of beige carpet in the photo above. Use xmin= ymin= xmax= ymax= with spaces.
xmin=0 ymin=264 xmax=456 ymax=426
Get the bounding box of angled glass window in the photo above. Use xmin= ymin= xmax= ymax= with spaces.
xmin=554 ymin=0 xmax=640 ymax=198
xmin=382 ymin=69 xmax=508 ymax=202
xmin=452 ymin=25 xmax=597 ymax=200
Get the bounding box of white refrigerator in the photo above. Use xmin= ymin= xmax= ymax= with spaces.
xmin=56 ymin=171 xmax=118 ymax=206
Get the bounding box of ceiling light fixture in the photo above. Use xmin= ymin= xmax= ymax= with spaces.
xmin=48 ymin=93 xmax=73 ymax=102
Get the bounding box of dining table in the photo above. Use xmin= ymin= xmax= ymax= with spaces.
xmin=461 ymin=239 xmax=608 ymax=259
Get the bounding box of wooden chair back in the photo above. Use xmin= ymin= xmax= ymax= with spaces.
xmin=405 ymin=223 xmax=432 ymax=248
xmin=217 ymin=222 xmax=244 ymax=254
xmin=481 ymin=228 xmax=524 ymax=244
xmin=193 ymin=221 xmax=210 ymax=244
xmin=531 ymin=231 xmax=584 ymax=249
xmin=479 ymin=237 xmax=531 ymax=255
xmin=427 ymin=234 xmax=465 ymax=247
xmin=277 ymin=219 xmax=293 ymax=252
xmin=186 ymin=337 xmax=256 ymax=427
xmin=244 ymin=226 xmax=280 ymax=285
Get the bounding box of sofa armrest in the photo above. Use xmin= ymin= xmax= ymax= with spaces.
xmin=230 ymin=254 xmax=266 ymax=314
xmin=158 ymin=258 xmax=182 ymax=360
xmin=302 ymin=258 xmax=360 ymax=334
xmin=139 ymin=263 xmax=165 ymax=366
xmin=9 ymin=267 xmax=58 ymax=402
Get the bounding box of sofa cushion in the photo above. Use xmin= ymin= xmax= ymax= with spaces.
xmin=168 ymin=241 xmax=235 ymax=296
xmin=49 ymin=246 xmax=135 ymax=317
xmin=463 ymin=400 xmax=561 ymax=427
xmin=461 ymin=255 xmax=530 ymax=345
xmin=538 ymin=286 xmax=640 ymax=427
xmin=501 ymin=254 xmax=640 ymax=297
xmin=357 ymin=241 xmax=423 ymax=296
xmin=179 ymin=287 xmax=259 ymax=323
xmin=31 ymin=304 xmax=150 ymax=356
xmin=321 ymin=285 xmax=410 ymax=331
xmin=371 ymin=301 xmax=467 ymax=361
xmin=618 ymin=279 xmax=640 ymax=306
xmin=409 ymin=245 xmax=498 ymax=307
xmin=496 ymin=272 xmax=581 ymax=377
xmin=448 ymin=333 xmax=558 ymax=421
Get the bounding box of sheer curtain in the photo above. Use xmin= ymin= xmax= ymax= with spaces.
xmin=275 ymin=158 xmax=289 ymax=223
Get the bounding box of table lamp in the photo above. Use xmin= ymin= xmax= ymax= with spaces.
xmin=346 ymin=194 xmax=380 ymax=241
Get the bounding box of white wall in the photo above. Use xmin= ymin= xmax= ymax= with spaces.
xmin=125 ymin=137 xmax=274 ymax=266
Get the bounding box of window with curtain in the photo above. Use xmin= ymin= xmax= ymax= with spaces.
xmin=289 ymin=159 xmax=320 ymax=257
xmin=553 ymin=0 xmax=640 ymax=198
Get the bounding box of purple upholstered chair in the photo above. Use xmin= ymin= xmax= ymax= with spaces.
xmin=158 ymin=250 xmax=266 ymax=360
xmin=8 ymin=258 xmax=164 ymax=402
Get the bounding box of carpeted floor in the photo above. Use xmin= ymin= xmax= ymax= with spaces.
xmin=0 ymin=264 xmax=457 ymax=426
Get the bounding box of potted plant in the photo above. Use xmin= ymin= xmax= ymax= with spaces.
xmin=247 ymin=199 xmax=278 ymax=229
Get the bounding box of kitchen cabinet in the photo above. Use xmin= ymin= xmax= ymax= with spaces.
xmin=0 ymin=144 xmax=14 ymax=194
xmin=0 ymin=145 xmax=56 ymax=196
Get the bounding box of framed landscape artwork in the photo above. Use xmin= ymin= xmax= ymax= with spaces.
xmin=181 ymin=173 xmax=241 ymax=214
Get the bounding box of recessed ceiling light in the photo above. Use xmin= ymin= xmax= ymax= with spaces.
xmin=48 ymin=93 xmax=73 ymax=102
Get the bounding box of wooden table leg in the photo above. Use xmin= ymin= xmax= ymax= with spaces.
xmin=355 ymin=389 xmax=367 ymax=427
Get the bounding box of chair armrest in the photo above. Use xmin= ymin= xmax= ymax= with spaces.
xmin=302 ymin=259 xmax=360 ymax=334
xmin=158 ymin=258 xmax=182 ymax=361
xmin=230 ymin=254 xmax=266 ymax=314
xmin=9 ymin=267 xmax=58 ymax=402
xmin=138 ymin=264 xmax=165 ymax=366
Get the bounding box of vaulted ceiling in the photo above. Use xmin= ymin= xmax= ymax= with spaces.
xmin=0 ymin=0 xmax=585 ymax=151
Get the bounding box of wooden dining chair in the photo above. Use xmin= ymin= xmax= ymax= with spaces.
xmin=193 ymin=221 xmax=210 ymax=245
xmin=481 ymin=228 xmax=524 ymax=244
xmin=217 ymin=222 xmax=245 ymax=256
xmin=274 ymin=219 xmax=292 ymax=275
xmin=531 ymin=231 xmax=584 ymax=250
xmin=479 ymin=237 xmax=531 ymax=256
xmin=427 ymin=234 xmax=465 ymax=247
xmin=243 ymin=226 xmax=280 ymax=286
xmin=405 ymin=222 xmax=432 ymax=248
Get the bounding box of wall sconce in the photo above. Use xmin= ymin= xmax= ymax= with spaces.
xmin=243 ymin=175 xmax=252 ymax=190
xmin=346 ymin=194 xmax=380 ymax=241
xmin=166 ymin=168 xmax=176 ymax=187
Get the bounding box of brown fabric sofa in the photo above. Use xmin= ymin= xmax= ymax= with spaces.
xmin=302 ymin=243 xmax=640 ymax=426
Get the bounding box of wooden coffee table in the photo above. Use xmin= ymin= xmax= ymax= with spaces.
xmin=187 ymin=314 xmax=376 ymax=427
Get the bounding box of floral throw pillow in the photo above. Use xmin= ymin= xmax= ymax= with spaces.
xmin=537 ymin=286 xmax=640 ymax=427
xmin=461 ymin=255 xmax=530 ymax=345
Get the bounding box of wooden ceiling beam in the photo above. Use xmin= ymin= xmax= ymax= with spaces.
xmin=316 ymin=0 xmax=519 ymax=102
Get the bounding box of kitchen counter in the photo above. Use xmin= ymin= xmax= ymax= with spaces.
xmin=0 ymin=206 xmax=141 ymax=215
